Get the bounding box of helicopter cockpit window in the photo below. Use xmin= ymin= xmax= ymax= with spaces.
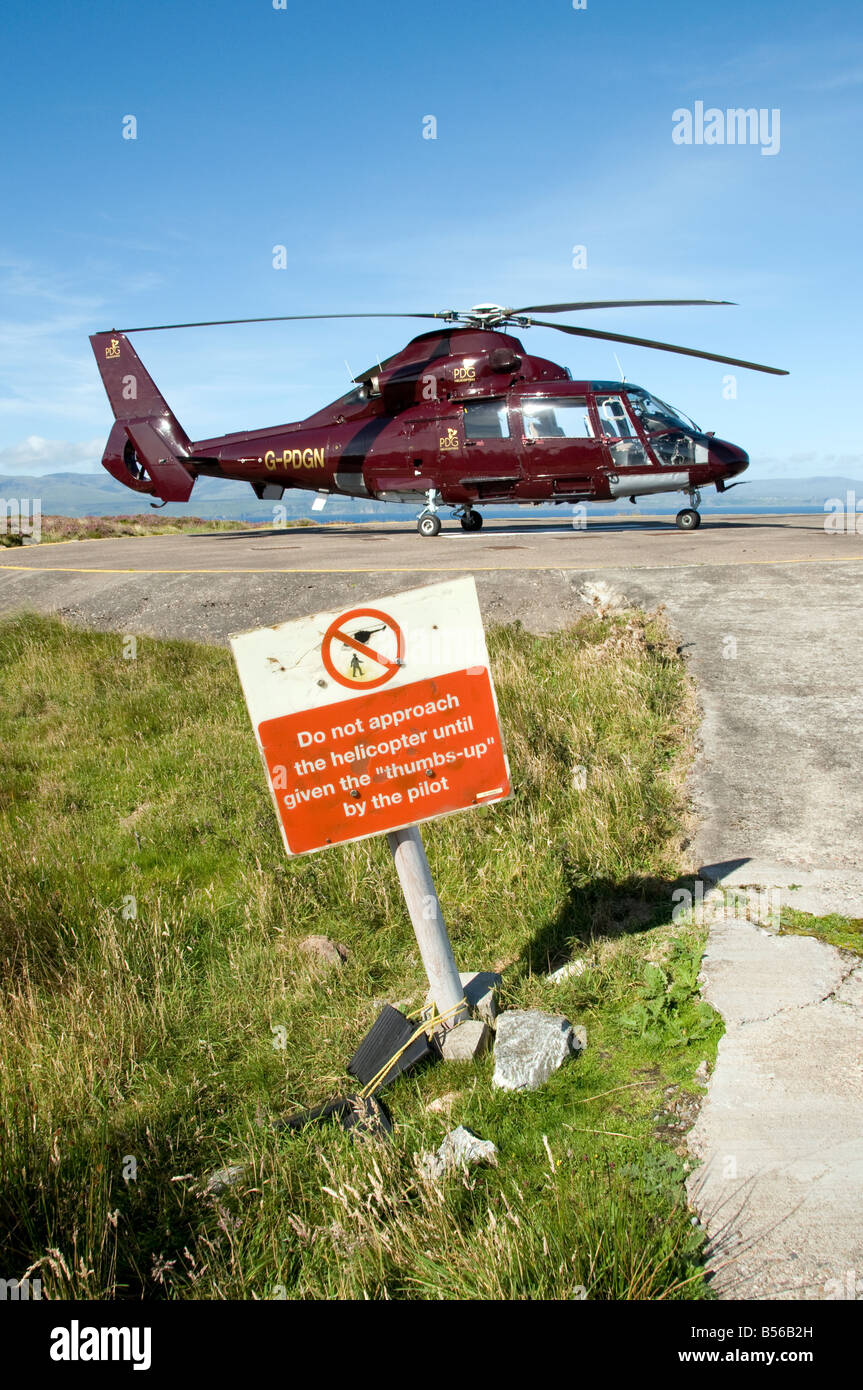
xmin=463 ymin=400 xmax=510 ymax=439
xmin=521 ymin=398 xmax=594 ymax=439
xmin=594 ymin=394 xmax=649 ymax=466
xmin=625 ymin=390 xmax=699 ymax=435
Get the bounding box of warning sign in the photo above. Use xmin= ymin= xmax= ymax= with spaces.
xmin=321 ymin=607 xmax=404 ymax=689
xmin=230 ymin=578 xmax=511 ymax=855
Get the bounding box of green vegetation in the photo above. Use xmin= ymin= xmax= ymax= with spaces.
xmin=778 ymin=907 xmax=863 ymax=957
xmin=2 ymin=514 xmax=319 ymax=546
xmin=0 ymin=608 xmax=719 ymax=1300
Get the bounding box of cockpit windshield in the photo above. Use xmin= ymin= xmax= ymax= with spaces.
xmin=625 ymin=389 xmax=700 ymax=435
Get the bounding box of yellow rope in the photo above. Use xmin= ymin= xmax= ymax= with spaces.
xmin=357 ymin=997 xmax=467 ymax=1101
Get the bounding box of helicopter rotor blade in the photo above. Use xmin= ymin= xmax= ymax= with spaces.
xmin=101 ymin=302 xmax=787 ymax=375
xmin=525 ymin=319 xmax=788 ymax=375
xmin=513 ymin=299 xmax=734 ymax=314
xmin=103 ymin=312 xmax=453 ymax=334
xmin=102 ymin=302 xmax=734 ymax=334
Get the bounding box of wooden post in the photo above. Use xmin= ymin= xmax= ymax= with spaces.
xmin=386 ymin=824 xmax=468 ymax=1027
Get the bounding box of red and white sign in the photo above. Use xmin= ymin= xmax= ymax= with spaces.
xmin=230 ymin=578 xmax=511 ymax=855
xmin=320 ymin=606 xmax=404 ymax=690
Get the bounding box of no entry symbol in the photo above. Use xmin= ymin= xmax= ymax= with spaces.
xmin=321 ymin=606 xmax=405 ymax=690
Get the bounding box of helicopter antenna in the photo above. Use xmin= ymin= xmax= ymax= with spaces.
xmin=613 ymin=352 xmax=627 ymax=382
xmin=344 ymin=359 xmax=354 ymax=381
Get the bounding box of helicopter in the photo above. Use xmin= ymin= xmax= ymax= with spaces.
xmin=89 ymin=300 xmax=788 ymax=536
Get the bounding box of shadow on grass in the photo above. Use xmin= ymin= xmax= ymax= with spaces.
xmin=519 ymin=871 xmax=700 ymax=979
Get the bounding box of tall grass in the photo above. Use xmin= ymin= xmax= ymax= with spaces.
xmin=0 ymin=608 xmax=716 ymax=1299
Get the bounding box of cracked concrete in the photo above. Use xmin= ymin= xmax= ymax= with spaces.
xmin=686 ymin=919 xmax=863 ymax=1299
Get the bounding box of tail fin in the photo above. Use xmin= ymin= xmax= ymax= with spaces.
xmin=90 ymin=332 xmax=195 ymax=503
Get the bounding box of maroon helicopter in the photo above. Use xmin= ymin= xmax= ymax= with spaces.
xmin=90 ymin=300 xmax=787 ymax=535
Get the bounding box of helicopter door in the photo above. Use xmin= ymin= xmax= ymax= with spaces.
xmin=364 ymin=416 xmax=440 ymax=500
xmin=594 ymin=395 xmax=650 ymax=470
xmin=458 ymin=400 xmax=522 ymax=499
xmin=516 ymin=396 xmax=601 ymax=496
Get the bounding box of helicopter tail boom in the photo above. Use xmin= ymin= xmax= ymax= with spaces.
xmin=89 ymin=331 xmax=195 ymax=503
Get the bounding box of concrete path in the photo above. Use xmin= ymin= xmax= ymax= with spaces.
xmin=579 ymin=557 xmax=863 ymax=1299
xmin=3 ymin=514 xmax=862 ymax=1298
xmin=685 ymin=918 xmax=863 ymax=1299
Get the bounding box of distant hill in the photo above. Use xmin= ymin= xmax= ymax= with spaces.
xmin=1 ymin=470 xmax=860 ymax=521
xmin=0 ymin=471 xmax=405 ymax=522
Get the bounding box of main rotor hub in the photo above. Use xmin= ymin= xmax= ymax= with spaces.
xmin=434 ymin=304 xmax=529 ymax=329
xmin=458 ymin=303 xmax=529 ymax=329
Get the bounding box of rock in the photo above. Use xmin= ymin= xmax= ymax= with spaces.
xmin=571 ymin=1024 xmax=587 ymax=1053
xmin=299 ymin=935 xmax=348 ymax=967
xmin=694 ymin=1059 xmax=710 ymax=1083
xmin=441 ymin=1020 xmax=491 ymax=1062
xmin=492 ymin=1009 xmax=579 ymax=1091
xmin=204 ymin=1164 xmax=247 ymax=1196
xmin=420 ymin=1125 xmax=498 ymax=1180
xmin=579 ymin=580 xmax=629 ymax=614
xmin=462 ymin=971 xmax=501 ymax=1025
xmin=425 ymin=970 xmax=501 ymax=1026
xmin=546 ymin=958 xmax=587 ymax=984
xmin=425 ymin=1091 xmax=460 ymax=1114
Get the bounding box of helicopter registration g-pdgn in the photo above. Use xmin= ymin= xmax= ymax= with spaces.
xmin=89 ymin=300 xmax=787 ymax=535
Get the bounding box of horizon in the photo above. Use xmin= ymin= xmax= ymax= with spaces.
xmin=3 ymin=465 xmax=861 ymax=528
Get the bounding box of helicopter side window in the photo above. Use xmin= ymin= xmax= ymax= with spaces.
xmin=521 ymin=398 xmax=593 ymax=439
xmin=594 ymin=394 xmax=649 ymax=467
xmin=595 ymin=396 xmax=639 ymax=438
xmin=463 ymin=401 xmax=510 ymax=439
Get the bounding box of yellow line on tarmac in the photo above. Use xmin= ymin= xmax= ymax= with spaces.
xmin=2 ymin=555 xmax=862 ymax=575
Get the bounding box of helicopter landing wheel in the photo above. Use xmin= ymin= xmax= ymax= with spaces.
xmin=675 ymin=507 xmax=701 ymax=531
xmin=460 ymin=509 xmax=483 ymax=531
xmin=418 ymin=512 xmax=442 ymax=538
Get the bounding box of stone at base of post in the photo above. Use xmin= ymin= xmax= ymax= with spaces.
xmin=441 ymin=1020 xmax=492 ymax=1063
xmin=426 ymin=970 xmax=501 ymax=1027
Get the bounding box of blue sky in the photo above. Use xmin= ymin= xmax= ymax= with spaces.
xmin=1 ymin=0 xmax=861 ymax=479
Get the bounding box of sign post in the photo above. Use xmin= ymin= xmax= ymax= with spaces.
xmin=230 ymin=577 xmax=511 ymax=1022
xmin=386 ymin=825 xmax=467 ymax=1025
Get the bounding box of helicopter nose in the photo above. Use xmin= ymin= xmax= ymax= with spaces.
xmin=711 ymin=440 xmax=749 ymax=475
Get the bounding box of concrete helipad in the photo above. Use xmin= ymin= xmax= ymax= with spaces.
xmin=3 ymin=510 xmax=862 ymax=1298
xmin=1 ymin=511 xmax=857 ymax=575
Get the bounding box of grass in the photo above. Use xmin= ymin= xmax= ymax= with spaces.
xmin=0 ymin=606 xmax=720 ymax=1300
xmin=777 ymin=907 xmax=863 ymax=957
xmin=1 ymin=514 xmax=317 ymax=546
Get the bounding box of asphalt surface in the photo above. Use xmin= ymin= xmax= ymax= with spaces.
xmin=3 ymin=510 xmax=863 ymax=1298
xmin=1 ymin=511 xmax=857 ymax=643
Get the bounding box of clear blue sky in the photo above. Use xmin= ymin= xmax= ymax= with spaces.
xmin=1 ymin=0 xmax=861 ymax=479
